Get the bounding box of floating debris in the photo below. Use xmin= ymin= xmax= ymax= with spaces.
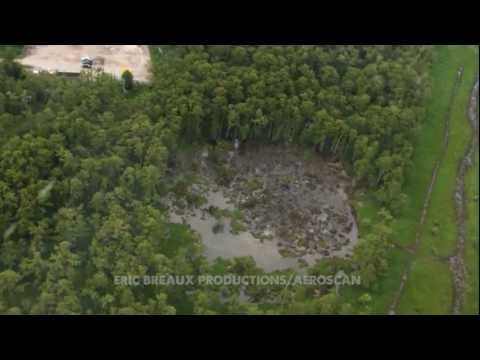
xmin=168 ymin=144 xmax=359 ymax=271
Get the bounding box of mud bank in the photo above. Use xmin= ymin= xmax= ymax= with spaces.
xmin=450 ymin=79 xmax=478 ymax=314
xmin=167 ymin=144 xmax=358 ymax=272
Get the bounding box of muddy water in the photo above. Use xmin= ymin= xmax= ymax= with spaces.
xmin=170 ymin=191 xmax=299 ymax=272
xmin=169 ymin=145 xmax=359 ymax=272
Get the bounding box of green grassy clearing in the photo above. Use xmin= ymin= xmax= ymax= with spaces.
xmin=346 ymin=46 xmax=478 ymax=314
xmin=398 ymin=46 xmax=478 ymax=314
xmin=398 ymin=257 xmax=453 ymax=314
xmin=419 ymin=49 xmax=478 ymax=259
xmin=350 ymin=46 xmax=457 ymax=314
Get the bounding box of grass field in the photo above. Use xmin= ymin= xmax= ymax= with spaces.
xmin=398 ymin=46 xmax=478 ymax=314
xmin=349 ymin=45 xmax=479 ymax=314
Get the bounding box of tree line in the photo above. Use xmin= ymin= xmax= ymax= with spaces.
xmin=151 ymin=45 xmax=432 ymax=211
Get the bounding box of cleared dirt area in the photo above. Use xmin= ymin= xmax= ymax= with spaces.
xmin=19 ymin=45 xmax=151 ymax=82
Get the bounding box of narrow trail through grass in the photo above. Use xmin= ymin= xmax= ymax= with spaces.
xmin=388 ymin=63 xmax=463 ymax=314
xmin=395 ymin=46 xmax=478 ymax=314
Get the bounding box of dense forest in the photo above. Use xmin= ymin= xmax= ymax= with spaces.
xmin=0 ymin=46 xmax=433 ymax=314
xmin=152 ymin=45 xmax=432 ymax=211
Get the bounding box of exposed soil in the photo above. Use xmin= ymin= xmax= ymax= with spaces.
xmin=19 ymin=45 xmax=151 ymax=82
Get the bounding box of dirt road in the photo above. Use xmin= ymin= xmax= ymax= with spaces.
xmin=19 ymin=45 xmax=151 ymax=82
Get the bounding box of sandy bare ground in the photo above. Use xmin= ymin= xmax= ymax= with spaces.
xmin=19 ymin=45 xmax=151 ymax=82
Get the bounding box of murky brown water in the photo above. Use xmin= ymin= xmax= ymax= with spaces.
xmin=170 ymin=190 xmax=299 ymax=272
xmin=168 ymin=145 xmax=359 ymax=272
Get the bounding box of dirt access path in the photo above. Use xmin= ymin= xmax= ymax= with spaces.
xmin=388 ymin=67 xmax=464 ymax=315
xmin=450 ymin=78 xmax=478 ymax=314
xmin=19 ymin=45 xmax=151 ymax=82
